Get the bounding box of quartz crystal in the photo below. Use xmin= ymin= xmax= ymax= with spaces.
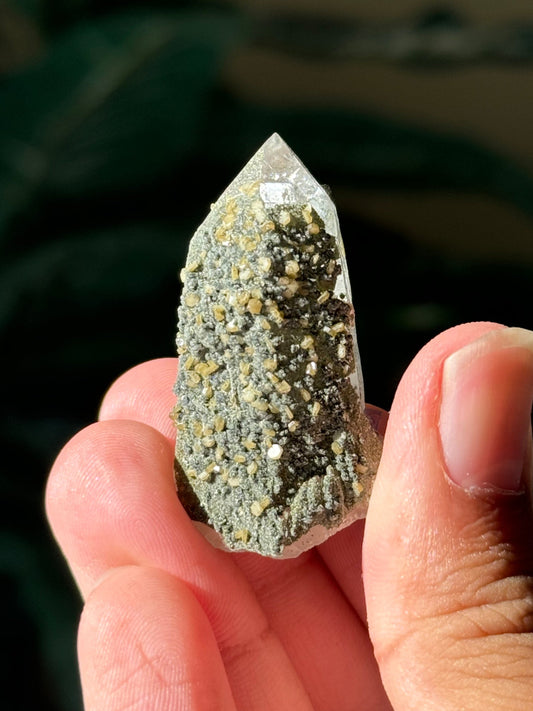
xmin=173 ymin=133 xmax=382 ymax=557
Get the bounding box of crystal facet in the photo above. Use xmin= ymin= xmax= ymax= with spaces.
xmin=173 ymin=134 xmax=382 ymax=557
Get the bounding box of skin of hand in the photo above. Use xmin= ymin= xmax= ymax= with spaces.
xmin=45 ymin=322 xmax=533 ymax=711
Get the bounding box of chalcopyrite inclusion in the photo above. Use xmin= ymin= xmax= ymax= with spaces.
xmin=173 ymin=133 xmax=382 ymax=558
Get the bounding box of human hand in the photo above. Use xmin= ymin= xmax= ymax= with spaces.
xmin=46 ymin=322 xmax=533 ymax=710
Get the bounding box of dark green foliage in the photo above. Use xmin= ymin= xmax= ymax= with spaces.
xmin=1 ymin=3 xmax=532 ymax=709
xmin=0 ymin=10 xmax=242 ymax=236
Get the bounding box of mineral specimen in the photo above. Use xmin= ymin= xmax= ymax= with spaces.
xmin=173 ymin=133 xmax=382 ymax=558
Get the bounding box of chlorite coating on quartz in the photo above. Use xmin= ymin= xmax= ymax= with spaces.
xmin=173 ymin=133 xmax=382 ymax=558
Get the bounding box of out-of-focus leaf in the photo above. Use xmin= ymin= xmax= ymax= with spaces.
xmin=0 ymin=9 xmax=242 ymax=237
xmin=0 ymin=532 xmax=82 ymax=711
xmin=198 ymin=99 xmax=533 ymax=221
xmin=0 ymin=223 xmax=188 ymax=332
xmin=251 ymin=10 xmax=533 ymax=64
xmin=40 ymin=0 xmax=199 ymax=34
xmin=0 ymin=2 xmax=44 ymax=73
xmin=0 ymin=222 xmax=187 ymax=447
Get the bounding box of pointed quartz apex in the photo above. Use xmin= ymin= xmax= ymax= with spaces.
xmin=173 ymin=134 xmax=382 ymax=557
xmin=231 ymin=134 xmax=337 ymax=231
xmin=219 ymin=133 xmax=339 ymax=233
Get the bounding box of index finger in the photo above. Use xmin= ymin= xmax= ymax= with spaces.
xmin=98 ymin=357 xmax=178 ymax=440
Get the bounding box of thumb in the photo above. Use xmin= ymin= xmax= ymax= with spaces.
xmin=364 ymin=323 xmax=533 ymax=711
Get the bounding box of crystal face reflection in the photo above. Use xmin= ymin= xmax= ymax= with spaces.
xmin=173 ymin=134 xmax=382 ymax=557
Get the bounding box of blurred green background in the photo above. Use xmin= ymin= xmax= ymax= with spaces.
xmin=2 ymin=0 xmax=533 ymax=708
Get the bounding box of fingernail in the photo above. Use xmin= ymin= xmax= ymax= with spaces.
xmin=440 ymin=327 xmax=533 ymax=491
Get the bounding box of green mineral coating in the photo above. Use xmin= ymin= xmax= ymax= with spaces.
xmin=173 ymin=189 xmax=380 ymax=557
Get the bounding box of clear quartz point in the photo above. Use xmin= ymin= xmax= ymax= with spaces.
xmin=173 ymin=133 xmax=382 ymax=558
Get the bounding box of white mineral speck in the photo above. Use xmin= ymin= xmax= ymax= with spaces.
xmin=267 ymin=444 xmax=283 ymax=460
